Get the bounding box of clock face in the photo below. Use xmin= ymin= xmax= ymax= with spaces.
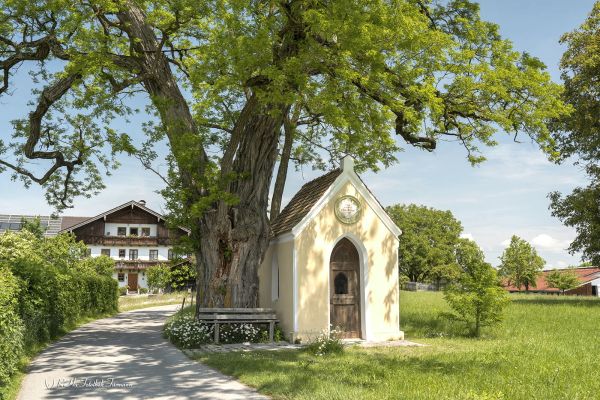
xmin=335 ymin=195 xmax=361 ymax=224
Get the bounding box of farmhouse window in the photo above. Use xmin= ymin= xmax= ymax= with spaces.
xmin=141 ymin=227 xmax=151 ymax=237
xmin=117 ymin=273 xmax=125 ymax=282
xmin=129 ymin=227 xmax=139 ymax=236
xmin=101 ymin=249 xmax=111 ymax=257
xmin=118 ymin=249 xmax=126 ymax=258
xmin=168 ymin=249 xmax=174 ymax=260
xmin=117 ymin=227 xmax=126 ymax=236
xmin=129 ymin=249 xmax=138 ymax=260
xmin=149 ymin=250 xmax=159 ymax=261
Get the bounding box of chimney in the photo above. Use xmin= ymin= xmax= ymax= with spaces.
xmin=342 ymin=155 xmax=355 ymax=172
xmin=139 ymin=200 xmax=146 ymax=206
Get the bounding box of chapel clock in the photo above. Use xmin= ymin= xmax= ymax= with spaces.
xmin=334 ymin=195 xmax=362 ymax=224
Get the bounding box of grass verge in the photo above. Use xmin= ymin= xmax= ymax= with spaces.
xmin=118 ymin=291 xmax=191 ymax=312
xmin=196 ymin=291 xmax=600 ymax=400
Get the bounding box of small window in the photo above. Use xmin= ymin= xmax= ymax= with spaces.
xmin=84 ymin=248 xmax=92 ymax=257
xmin=129 ymin=249 xmax=138 ymax=260
xmin=118 ymin=249 xmax=126 ymax=258
xmin=168 ymin=249 xmax=174 ymax=260
xmin=117 ymin=227 xmax=126 ymax=236
xmin=334 ymin=272 xmax=348 ymax=295
xmin=117 ymin=273 xmax=125 ymax=282
xmin=141 ymin=227 xmax=151 ymax=237
xmin=101 ymin=249 xmax=111 ymax=257
xmin=129 ymin=227 xmax=138 ymax=236
xmin=149 ymin=250 xmax=158 ymax=261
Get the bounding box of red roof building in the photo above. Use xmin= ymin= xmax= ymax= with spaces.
xmin=504 ymin=267 xmax=600 ymax=296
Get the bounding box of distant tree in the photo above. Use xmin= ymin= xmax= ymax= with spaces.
xmin=430 ymin=263 xmax=462 ymax=291
xmin=387 ymin=204 xmax=463 ymax=283
xmin=147 ymin=264 xmax=171 ymax=294
xmin=545 ymin=269 xmax=580 ymax=295
xmin=20 ymin=217 xmax=46 ymax=239
xmin=498 ymin=236 xmax=545 ymax=292
xmin=444 ymin=239 xmax=510 ymax=337
xmin=550 ymin=2 xmax=600 ymax=266
xmin=169 ymin=260 xmax=197 ymax=291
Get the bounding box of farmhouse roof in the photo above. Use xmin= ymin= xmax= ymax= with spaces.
xmin=270 ymin=169 xmax=342 ymax=237
xmin=59 ymin=200 xmax=190 ymax=234
xmin=504 ymin=267 xmax=600 ymax=292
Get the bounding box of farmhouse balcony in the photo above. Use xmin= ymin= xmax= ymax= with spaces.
xmin=114 ymin=260 xmax=161 ymax=270
xmin=81 ymin=235 xmax=172 ymax=246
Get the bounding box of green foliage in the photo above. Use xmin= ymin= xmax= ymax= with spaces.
xmin=545 ymin=269 xmax=581 ymax=294
xmin=169 ymin=261 xmax=197 ymax=291
xmin=118 ymin=286 xmax=129 ymax=296
xmin=0 ymin=230 xmax=118 ymax=392
xmin=498 ymin=235 xmax=545 ymax=291
xmin=139 ymin=287 xmax=149 ymax=294
xmin=549 ymin=2 xmax=600 ymax=265
xmin=444 ymin=239 xmax=510 ymax=337
xmin=0 ymin=265 xmax=24 ymax=394
xmin=387 ymin=204 xmax=463 ymax=283
xmin=0 ymin=0 xmax=568 ymax=212
xmin=20 ymin=217 xmax=46 ymax=239
xmin=147 ymin=264 xmax=171 ymax=292
xmin=79 ymin=255 xmax=115 ymax=277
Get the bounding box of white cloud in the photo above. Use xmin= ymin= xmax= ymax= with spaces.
xmin=530 ymin=234 xmax=571 ymax=253
xmin=460 ymin=233 xmax=474 ymax=241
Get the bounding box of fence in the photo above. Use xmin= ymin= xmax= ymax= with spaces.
xmin=403 ymin=281 xmax=439 ymax=292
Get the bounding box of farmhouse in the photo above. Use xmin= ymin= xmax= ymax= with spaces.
xmin=504 ymin=267 xmax=600 ymax=296
xmin=259 ymin=157 xmax=404 ymax=343
xmin=1 ymin=201 xmax=189 ymax=290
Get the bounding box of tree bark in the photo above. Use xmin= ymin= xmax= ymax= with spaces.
xmin=270 ymin=110 xmax=296 ymax=219
xmin=196 ymin=96 xmax=287 ymax=308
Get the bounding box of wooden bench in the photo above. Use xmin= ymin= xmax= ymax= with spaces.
xmin=196 ymin=308 xmax=278 ymax=344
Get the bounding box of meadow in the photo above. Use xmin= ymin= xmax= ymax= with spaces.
xmin=197 ymin=291 xmax=600 ymax=400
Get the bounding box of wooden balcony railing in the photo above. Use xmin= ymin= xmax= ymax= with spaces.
xmin=79 ymin=235 xmax=172 ymax=246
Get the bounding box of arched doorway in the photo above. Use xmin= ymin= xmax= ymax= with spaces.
xmin=329 ymin=238 xmax=361 ymax=338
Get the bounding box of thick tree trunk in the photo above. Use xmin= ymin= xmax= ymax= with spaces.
xmin=195 ymin=96 xmax=287 ymax=308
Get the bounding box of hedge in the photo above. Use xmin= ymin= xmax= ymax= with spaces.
xmin=0 ymin=231 xmax=118 ymax=397
xmin=0 ymin=266 xmax=24 ymax=392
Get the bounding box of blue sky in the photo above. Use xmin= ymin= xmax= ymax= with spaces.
xmin=0 ymin=1 xmax=596 ymax=269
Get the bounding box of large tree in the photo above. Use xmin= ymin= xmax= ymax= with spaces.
xmin=498 ymin=235 xmax=545 ymax=292
xmin=0 ymin=0 xmax=567 ymax=308
xmin=387 ymin=204 xmax=462 ymax=283
xmin=550 ymin=2 xmax=600 ymax=265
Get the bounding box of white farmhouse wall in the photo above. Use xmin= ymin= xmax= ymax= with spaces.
xmin=88 ymin=246 xmax=171 ymax=261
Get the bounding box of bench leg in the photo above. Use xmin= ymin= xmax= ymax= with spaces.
xmin=214 ymin=323 xmax=220 ymax=344
xmin=269 ymin=321 xmax=275 ymax=342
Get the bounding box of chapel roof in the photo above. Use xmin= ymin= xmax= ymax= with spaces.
xmin=270 ymin=169 xmax=342 ymax=237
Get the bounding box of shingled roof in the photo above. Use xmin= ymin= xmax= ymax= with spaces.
xmin=270 ymin=169 xmax=342 ymax=237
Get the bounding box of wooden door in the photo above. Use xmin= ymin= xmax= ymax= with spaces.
xmin=128 ymin=273 xmax=138 ymax=291
xmin=330 ymin=238 xmax=361 ymax=338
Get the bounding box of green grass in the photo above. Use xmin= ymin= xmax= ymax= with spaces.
xmin=196 ymin=291 xmax=600 ymax=400
xmin=118 ymin=291 xmax=191 ymax=312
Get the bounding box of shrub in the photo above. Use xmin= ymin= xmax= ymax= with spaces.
xmin=164 ymin=314 xmax=213 ymax=348
xmin=444 ymin=239 xmax=510 ymax=337
xmin=0 ymin=265 xmax=24 ymax=393
xmin=305 ymin=328 xmax=344 ymax=356
xmin=119 ymin=286 xmax=129 ymax=296
xmin=139 ymin=287 xmax=149 ymax=294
